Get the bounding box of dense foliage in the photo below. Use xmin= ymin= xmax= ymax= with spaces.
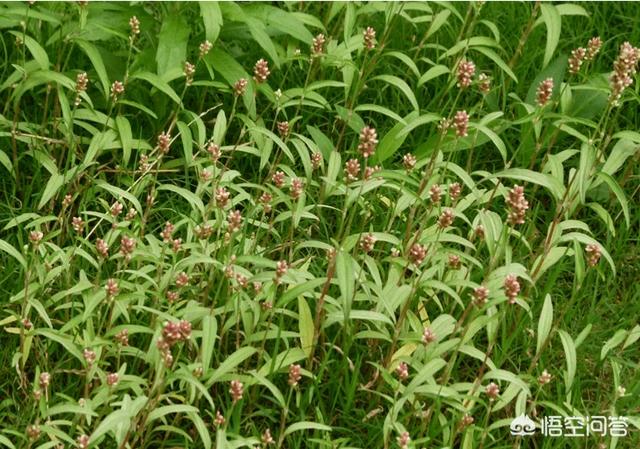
xmin=0 ymin=2 xmax=639 ymax=448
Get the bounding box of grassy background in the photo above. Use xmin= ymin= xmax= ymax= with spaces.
xmin=0 ymin=2 xmax=638 ymax=448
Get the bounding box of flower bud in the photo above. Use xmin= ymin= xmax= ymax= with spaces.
xmin=253 ymin=59 xmax=270 ymax=83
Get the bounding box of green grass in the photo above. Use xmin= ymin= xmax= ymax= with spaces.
xmin=0 ymin=2 xmax=639 ymax=449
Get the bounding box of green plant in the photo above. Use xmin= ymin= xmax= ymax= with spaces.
xmin=0 ymin=2 xmax=639 ymax=449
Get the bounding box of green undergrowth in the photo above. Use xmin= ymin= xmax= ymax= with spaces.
xmin=0 ymin=2 xmax=638 ymax=449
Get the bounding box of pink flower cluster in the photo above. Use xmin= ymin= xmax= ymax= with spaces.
xmin=472 ymin=286 xmax=489 ymax=306
xmin=568 ymin=47 xmax=587 ymax=74
xmin=157 ymin=320 xmax=192 ymax=367
xmin=312 ymin=33 xmax=326 ymax=55
xmin=536 ymin=78 xmax=554 ymax=106
xmin=504 ymin=274 xmax=520 ymax=304
xmin=363 ymin=27 xmax=376 ymax=50
xmin=457 ymin=59 xmax=476 ymax=88
xmin=288 ymin=363 xmax=302 ymax=386
xmin=230 ymin=379 xmax=244 ymax=403
xmin=586 ymin=243 xmax=601 ymax=267
xmin=253 ymin=59 xmax=270 ymax=83
xmin=586 ymin=36 xmax=602 ymax=60
xmin=360 ymin=233 xmax=376 ymax=253
xmin=454 ymin=110 xmax=469 ymax=137
xmin=609 ymin=41 xmax=640 ymax=105
xmin=506 ymin=185 xmax=529 ymax=225
xmin=358 ymin=126 xmax=378 ymax=158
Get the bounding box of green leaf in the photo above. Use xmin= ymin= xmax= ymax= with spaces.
xmin=115 ymin=116 xmax=132 ymax=165
xmin=555 ymin=3 xmax=589 ymax=16
xmin=148 ymin=405 xmax=198 ymax=422
xmin=473 ymin=124 xmax=507 ymax=162
xmin=354 ymin=104 xmax=405 ymax=123
xmin=623 ymin=325 xmax=640 ymax=350
xmin=75 ymin=39 xmax=109 ymax=99
xmin=215 ymin=428 xmax=228 ymax=449
xmin=12 ymin=70 xmax=74 ymax=103
xmin=325 ymin=310 xmax=393 ymax=326
xmin=284 ymin=421 xmax=332 ymax=436
xmin=374 ymin=119 xmax=410 ymax=164
xmin=426 ymin=9 xmax=451 ymax=39
xmin=45 ymin=403 xmax=97 ymax=418
xmin=130 ymin=72 xmax=182 ymax=105
xmin=537 ymin=294 xmax=553 ymax=355
xmin=201 ymin=315 xmax=217 ymax=374
xmin=484 ymin=369 xmax=531 ymax=396
xmin=251 ymin=371 xmax=286 ymax=409
xmin=200 ymin=1 xmax=223 ymax=43
xmin=371 ymin=75 xmax=419 ymax=111
xmin=336 ymin=250 xmax=355 ymax=323
xmin=156 ymin=15 xmax=189 ymax=81
xmin=188 ymin=411 xmax=212 ymax=449
xmin=0 ymin=149 xmax=13 ymax=178
xmin=335 ymin=105 xmax=364 ymax=133
xmin=594 ymin=171 xmax=630 ymax=228
xmin=560 ymin=232 xmax=615 ymax=274
xmin=397 ymin=113 xmax=439 ymax=137
xmin=50 ymin=275 xmax=92 ymax=306
xmin=384 ymin=51 xmax=420 ymax=78
xmin=88 ymin=395 xmax=146 ymax=445
xmin=0 ymin=434 xmax=16 ymax=449
xmin=89 ymin=409 xmax=130 ymax=444
xmin=250 ymin=126 xmax=294 ymax=164
xmin=493 ymin=168 xmax=564 ymax=200
xmin=587 ymin=203 xmax=615 ymax=236
xmin=472 ymin=46 xmax=517 ymax=83
xmin=258 ymin=348 xmax=307 ymax=377
xmin=206 ymin=347 xmax=257 ymax=385
xmin=540 ymin=3 xmax=561 ymax=67
xmin=602 ymin=138 xmax=638 ymax=177
xmin=29 ymin=297 xmax=52 ymax=328
xmin=213 ymin=109 xmax=227 ymax=145
xmin=612 ymin=130 xmax=640 ymax=143
xmin=0 ymin=239 xmax=26 ymax=270
xmin=82 ymin=130 xmax=115 ymax=168
xmin=35 ymin=328 xmax=83 ymax=361
xmin=9 ymin=31 xmax=48 ymax=69
xmin=325 ymin=150 xmax=341 ymax=193
xmin=298 ymin=296 xmax=314 ymax=357
xmin=575 ymin=323 xmax=592 ymax=348
xmin=177 ymin=121 xmax=193 ymax=165
xmin=417 ymin=65 xmax=450 ymax=87
xmin=525 ymin=55 xmax=567 ymax=106
xmin=157 ymin=184 xmax=205 ymax=218
xmin=306 ymin=126 xmax=334 ymax=160
xmin=405 ymin=358 xmax=447 ymax=395
xmin=246 ymin=18 xmax=280 ymax=67
xmin=577 ymin=142 xmax=596 ymax=205
xmin=38 ymin=173 xmax=64 ymax=210
xmin=3 ymin=213 xmax=40 ymax=231
xmin=558 ymin=330 xmax=576 ymax=391
xmin=343 ymin=2 xmax=355 ymax=42
xmin=205 ymin=49 xmax=255 ymax=117
xmin=95 ymin=180 xmax=143 ymax=215
xmin=118 ymin=100 xmax=158 ymax=119
xmin=278 ymin=278 xmax=326 ymax=308
xmin=601 ymin=329 xmax=628 ymax=360
xmin=290 ymin=138 xmax=313 ymax=180
xmin=531 ymin=246 xmax=569 ymax=281
xmin=429 ymin=314 xmax=457 ymax=340
xmin=440 ymin=36 xmax=501 ymax=58
xmin=268 ymin=9 xmax=314 ymax=43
